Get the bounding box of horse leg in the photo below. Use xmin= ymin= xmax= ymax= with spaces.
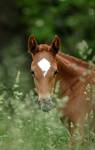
xmin=92 ymin=106 xmax=95 ymax=132
xmin=91 ymin=115 xmax=95 ymax=132
xmin=59 ymin=115 xmax=84 ymax=149
xmin=69 ymin=119 xmax=90 ymax=150
xmin=59 ymin=109 xmax=88 ymax=149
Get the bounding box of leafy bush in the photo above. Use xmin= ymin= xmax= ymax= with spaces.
xmin=17 ymin=0 xmax=95 ymax=56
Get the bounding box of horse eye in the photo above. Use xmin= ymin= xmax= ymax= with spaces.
xmin=54 ymin=70 xmax=58 ymax=76
xmin=31 ymin=70 xmax=35 ymax=76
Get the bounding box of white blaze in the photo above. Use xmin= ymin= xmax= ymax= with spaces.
xmin=38 ymin=58 xmax=51 ymax=77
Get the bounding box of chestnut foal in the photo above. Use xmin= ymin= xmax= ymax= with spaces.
xmin=28 ymin=36 xmax=95 ymax=149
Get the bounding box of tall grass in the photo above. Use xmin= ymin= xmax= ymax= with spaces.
xmin=0 ymin=70 xmax=95 ymax=150
xmin=0 ymin=71 xmax=71 ymax=150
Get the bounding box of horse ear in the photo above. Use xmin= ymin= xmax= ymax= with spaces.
xmin=28 ymin=36 xmax=38 ymax=55
xmin=51 ymin=35 xmax=61 ymax=54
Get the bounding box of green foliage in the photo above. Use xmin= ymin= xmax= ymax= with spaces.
xmin=17 ymin=0 xmax=95 ymax=56
xmin=0 ymin=37 xmax=33 ymax=92
xmin=0 ymin=71 xmax=71 ymax=150
xmin=0 ymin=70 xmax=95 ymax=150
xmin=75 ymin=40 xmax=95 ymax=62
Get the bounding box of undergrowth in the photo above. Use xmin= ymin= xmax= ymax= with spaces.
xmin=0 ymin=70 xmax=95 ymax=150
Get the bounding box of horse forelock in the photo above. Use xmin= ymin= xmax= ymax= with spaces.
xmin=38 ymin=44 xmax=51 ymax=52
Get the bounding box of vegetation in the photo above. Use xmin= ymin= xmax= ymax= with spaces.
xmin=0 ymin=69 xmax=95 ymax=150
xmin=18 ymin=0 xmax=95 ymax=57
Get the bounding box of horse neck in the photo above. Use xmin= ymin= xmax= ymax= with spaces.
xmin=56 ymin=52 xmax=89 ymax=79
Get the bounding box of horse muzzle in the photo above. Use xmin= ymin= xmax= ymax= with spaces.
xmin=38 ymin=99 xmax=54 ymax=112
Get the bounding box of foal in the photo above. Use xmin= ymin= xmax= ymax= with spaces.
xmin=28 ymin=35 xmax=95 ymax=149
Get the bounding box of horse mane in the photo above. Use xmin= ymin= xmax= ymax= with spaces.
xmin=56 ymin=52 xmax=92 ymax=76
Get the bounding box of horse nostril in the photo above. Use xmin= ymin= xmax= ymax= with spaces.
xmin=38 ymin=99 xmax=54 ymax=112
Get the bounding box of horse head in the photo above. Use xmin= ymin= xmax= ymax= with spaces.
xmin=28 ymin=35 xmax=61 ymax=112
